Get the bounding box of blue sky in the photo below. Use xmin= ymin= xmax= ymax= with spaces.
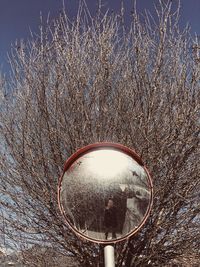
xmin=0 ymin=0 xmax=200 ymax=73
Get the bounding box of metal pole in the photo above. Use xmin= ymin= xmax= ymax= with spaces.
xmin=104 ymin=245 xmax=115 ymax=267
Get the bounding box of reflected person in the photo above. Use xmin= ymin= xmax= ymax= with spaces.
xmin=104 ymin=198 xmax=118 ymax=240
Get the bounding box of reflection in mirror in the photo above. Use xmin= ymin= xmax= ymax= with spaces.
xmin=60 ymin=148 xmax=151 ymax=241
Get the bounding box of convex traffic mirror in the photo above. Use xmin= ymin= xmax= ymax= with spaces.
xmin=58 ymin=143 xmax=153 ymax=244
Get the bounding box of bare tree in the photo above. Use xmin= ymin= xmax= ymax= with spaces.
xmin=0 ymin=1 xmax=199 ymax=266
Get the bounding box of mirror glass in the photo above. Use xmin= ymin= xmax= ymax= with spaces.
xmin=59 ymin=147 xmax=152 ymax=242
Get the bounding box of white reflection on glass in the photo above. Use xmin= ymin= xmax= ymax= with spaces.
xmin=60 ymin=149 xmax=151 ymax=241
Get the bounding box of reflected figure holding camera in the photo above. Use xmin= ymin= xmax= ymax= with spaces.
xmin=104 ymin=198 xmax=118 ymax=240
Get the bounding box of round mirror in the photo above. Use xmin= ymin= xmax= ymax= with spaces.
xmin=58 ymin=143 xmax=153 ymax=244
